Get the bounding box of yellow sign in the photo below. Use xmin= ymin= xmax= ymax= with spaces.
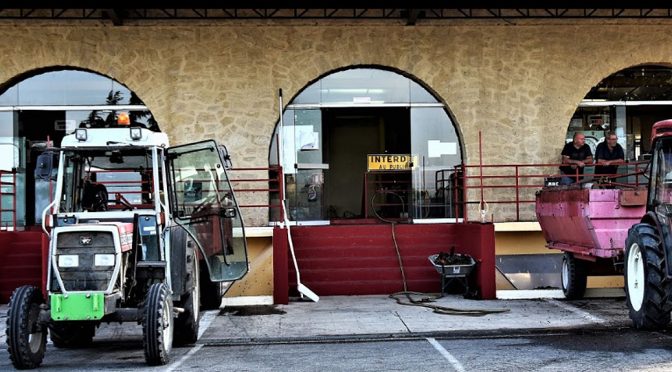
xmin=367 ymin=154 xmax=415 ymax=171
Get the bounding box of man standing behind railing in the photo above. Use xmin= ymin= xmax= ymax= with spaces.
xmin=594 ymin=131 xmax=625 ymax=180
xmin=559 ymin=132 xmax=593 ymax=185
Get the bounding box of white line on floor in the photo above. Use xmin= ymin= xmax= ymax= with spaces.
xmin=426 ymin=337 xmax=465 ymax=372
xmin=166 ymin=344 xmax=203 ymax=372
xmin=198 ymin=310 xmax=218 ymax=339
xmin=545 ymin=299 xmax=606 ymax=324
xmin=166 ymin=310 xmax=218 ymax=371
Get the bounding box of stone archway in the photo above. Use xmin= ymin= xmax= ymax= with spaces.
xmin=268 ymin=65 xmax=464 ymax=223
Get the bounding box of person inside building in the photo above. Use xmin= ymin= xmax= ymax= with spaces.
xmin=594 ymin=131 xmax=625 ymax=180
xmin=559 ymin=132 xmax=593 ymax=185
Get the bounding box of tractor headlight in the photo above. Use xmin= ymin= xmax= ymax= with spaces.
xmin=129 ymin=127 xmax=142 ymax=141
xmin=94 ymin=254 xmax=115 ymax=267
xmin=58 ymin=255 xmax=79 ymax=268
xmin=75 ymin=128 xmax=87 ymax=141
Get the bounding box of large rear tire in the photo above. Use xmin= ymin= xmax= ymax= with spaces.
xmin=174 ymin=252 xmax=200 ymax=346
xmin=6 ymin=285 xmax=47 ymax=369
xmin=143 ymin=283 xmax=174 ymax=366
xmin=561 ymin=252 xmax=588 ymax=300
xmin=625 ymin=223 xmax=672 ymax=330
xmin=49 ymin=321 xmax=96 ymax=348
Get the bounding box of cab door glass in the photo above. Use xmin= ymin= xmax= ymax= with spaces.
xmin=166 ymin=140 xmax=248 ymax=282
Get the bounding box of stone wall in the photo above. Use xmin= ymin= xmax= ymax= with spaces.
xmin=2 ymin=19 xmax=671 ymax=224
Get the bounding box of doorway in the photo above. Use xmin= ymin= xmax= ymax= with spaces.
xmin=323 ymin=107 xmax=409 ymax=220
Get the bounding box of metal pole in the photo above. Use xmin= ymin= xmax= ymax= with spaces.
xmin=479 ymin=131 xmax=484 ymax=204
xmin=515 ymin=165 xmax=520 ymax=221
xmin=278 ymin=165 xmax=284 ymax=222
xmin=462 ymin=164 xmax=468 ymax=222
xmin=278 ymin=90 xmax=287 ymax=220
xmin=12 ymin=173 xmax=16 ymax=230
xmin=453 ymin=168 xmax=459 ymax=223
xmin=478 ymin=131 xmax=486 ymax=223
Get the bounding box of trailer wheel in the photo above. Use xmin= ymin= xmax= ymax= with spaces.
xmin=561 ymin=253 xmax=588 ymax=300
xmin=174 ymin=253 xmax=200 ymax=346
xmin=625 ymin=223 xmax=672 ymax=330
xmin=6 ymin=285 xmax=47 ymax=369
xmin=143 ymin=283 xmax=174 ymax=366
xmin=49 ymin=322 xmax=96 ymax=348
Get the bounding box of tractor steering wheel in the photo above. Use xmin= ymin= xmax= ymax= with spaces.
xmin=191 ymin=194 xmax=219 ymax=217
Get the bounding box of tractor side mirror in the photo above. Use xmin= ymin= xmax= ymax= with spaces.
xmin=222 ymin=207 xmax=237 ymax=219
xmin=34 ymin=151 xmax=56 ymax=181
xmin=218 ymin=145 xmax=233 ymax=170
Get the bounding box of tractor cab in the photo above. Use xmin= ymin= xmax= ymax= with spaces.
xmin=623 ymin=119 xmax=672 ymax=332
xmin=648 ymin=120 xmax=672 ymax=214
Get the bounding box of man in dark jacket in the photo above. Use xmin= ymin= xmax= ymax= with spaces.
xmin=559 ymin=132 xmax=593 ymax=185
xmin=594 ymin=131 xmax=625 ymax=179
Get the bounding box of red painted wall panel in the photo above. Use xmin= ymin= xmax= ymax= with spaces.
xmin=0 ymin=231 xmax=44 ymax=303
xmin=273 ymin=223 xmax=496 ymax=302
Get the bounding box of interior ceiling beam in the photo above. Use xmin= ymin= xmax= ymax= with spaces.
xmin=405 ymin=8 xmax=420 ymax=25
xmin=2 ymin=8 xmax=672 ymax=19
xmin=104 ymin=8 xmax=123 ymax=25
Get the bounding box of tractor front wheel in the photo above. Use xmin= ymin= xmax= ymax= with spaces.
xmin=6 ymin=285 xmax=47 ymax=369
xmin=143 ymin=283 xmax=174 ymax=366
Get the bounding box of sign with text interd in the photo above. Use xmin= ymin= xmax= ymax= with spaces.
xmin=367 ymin=154 xmax=415 ymax=171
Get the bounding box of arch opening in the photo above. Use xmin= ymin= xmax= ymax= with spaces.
xmin=0 ymin=67 xmax=158 ymax=229
xmin=268 ymin=66 xmax=464 ymax=223
xmin=562 ymin=64 xmax=672 ymax=184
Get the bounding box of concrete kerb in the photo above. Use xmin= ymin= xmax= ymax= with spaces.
xmin=197 ymin=323 xmax=633 ymax=347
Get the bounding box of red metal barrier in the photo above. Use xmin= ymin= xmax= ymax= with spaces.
xmin=229 ymin=166 xmax=284 ymax=221
xmin=455 ymin=161 xmax=648 ymax=222
xmin=0 ymin=170 xmax=17 ymax=231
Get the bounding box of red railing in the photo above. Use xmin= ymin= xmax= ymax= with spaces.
xmin=455 ymin=161 xmax=649 ymax=222
xmin=229 ymin=166 xmax=284 ymax=221
xmin=0 ymin=170 xmax=17 ymax=231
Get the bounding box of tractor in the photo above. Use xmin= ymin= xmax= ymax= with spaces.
xmin=625 ymin=119 xmax=672 ymax=330
xmin=5 ymin=125 xmax=248 ymax=368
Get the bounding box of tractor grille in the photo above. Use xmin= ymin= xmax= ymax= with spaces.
xmin=52 ymin=231 xmax=117 ymax=292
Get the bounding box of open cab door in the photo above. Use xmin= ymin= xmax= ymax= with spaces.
xmin=166 ymin=140 xmax=248 ymax=282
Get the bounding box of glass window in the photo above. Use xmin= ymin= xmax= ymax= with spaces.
xmin=0 ymin=70 xmax=142 ymax=106
xmin=410 ymin=81 xmax=439 ymax=103
xmin=292 ymin=82 xmax=320 ymax=104
xmin=0 ymin=85 xmax=18 ymax=106
xmin=67 ymin=109 xmax=157 ymax=132
xmin=269 ymin=67 xmax=461 ymax=222
xmin=319 ymin=69 xmax=410 ymax=104
xmin=410 ymin=108 xmax=462 ymax=219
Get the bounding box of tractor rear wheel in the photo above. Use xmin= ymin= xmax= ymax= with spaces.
xmin=143 ymin=283 xmax=174 ymax=366
xmin=49 ymin=321 xmax=96 ymax=348
xmin=6 ymin=285 xmax=47 ymax=369
xmin=174 ymin=251 xmax=200 ymax=346
xmin=625 ymin=223 xmax=672 ymax=330
xmin=561 ymin=252 xmax=588 ymax=300
xmin=200 ymin=266 xmax=226 ymax=310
